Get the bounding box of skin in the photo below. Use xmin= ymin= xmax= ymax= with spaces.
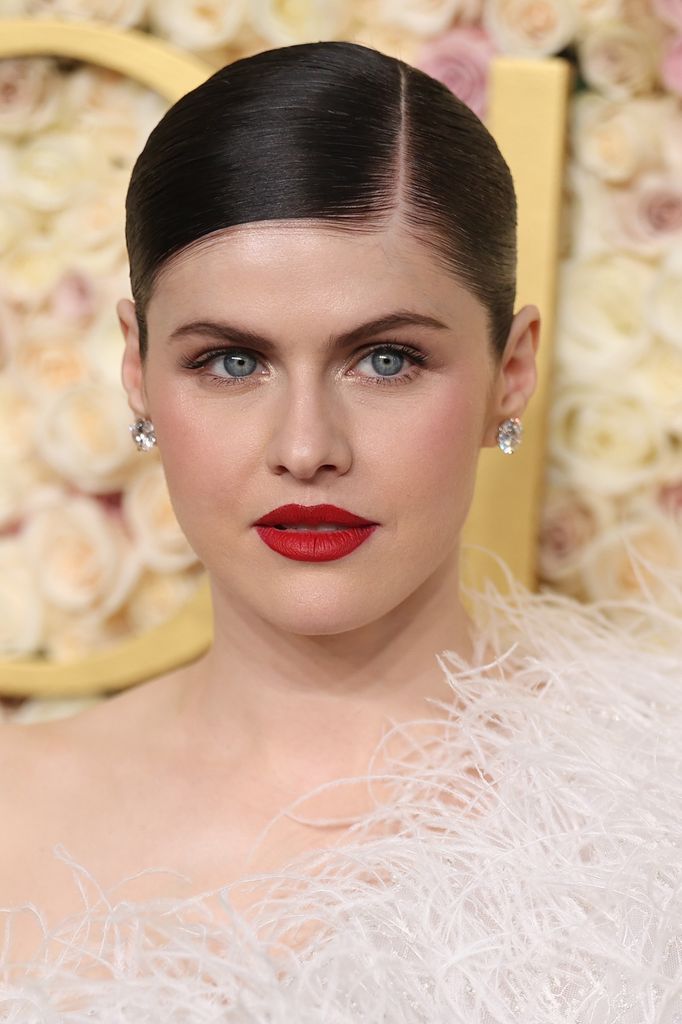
xmin=0 ymin=219 xmax=540 ymax=968
xmin=116 ymin=218 xmax=540 ymax=803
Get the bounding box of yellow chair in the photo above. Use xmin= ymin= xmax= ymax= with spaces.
xmin=0 ymin=20 xmax=571 ymax=699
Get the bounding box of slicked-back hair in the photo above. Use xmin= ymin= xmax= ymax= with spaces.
xmin=124 ymin=40 xmax=517 ymax=362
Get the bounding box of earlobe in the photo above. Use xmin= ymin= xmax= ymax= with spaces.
xmin=481 ymin=304 xmax=541 ymax=449
xmin=117 ymin=298 xmax=147 ymax=418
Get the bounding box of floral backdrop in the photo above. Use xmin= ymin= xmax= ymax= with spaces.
xmin=1 ymin=0 xmax=681 ymax=721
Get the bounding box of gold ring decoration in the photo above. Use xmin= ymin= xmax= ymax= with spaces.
xmin=0 ymin=22 xmax=570 ymax=697
xmin=0 ymin=20 xmax=214 ymax=698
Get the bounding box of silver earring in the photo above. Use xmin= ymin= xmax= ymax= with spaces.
xmin=497 ymin=416 xmax=523 ymax=454
xmin=129 ymin=417 xmax=156 ymax=452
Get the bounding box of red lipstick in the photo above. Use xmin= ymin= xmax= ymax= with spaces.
xmin=253 ymin=504 xmax=379 ymax=562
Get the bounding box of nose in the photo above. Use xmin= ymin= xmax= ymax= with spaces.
xmin=264 ymin=378 xmax=353 ymax=480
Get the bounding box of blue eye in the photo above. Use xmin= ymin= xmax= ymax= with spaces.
xmin=180 ymin=341 xmax=428 ymax=388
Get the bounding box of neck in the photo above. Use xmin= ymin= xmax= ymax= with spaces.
xmin=171 ymin=548 xmax=474 ymax=789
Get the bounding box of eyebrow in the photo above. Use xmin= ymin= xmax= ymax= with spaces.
xmin=167 ymin=310 xmax=449 ymax=351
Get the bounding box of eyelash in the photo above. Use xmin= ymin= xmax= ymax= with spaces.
xmin=179 ymin=342 xmax=429 ymax=388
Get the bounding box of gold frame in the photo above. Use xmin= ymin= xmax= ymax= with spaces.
xmin=0 ymin=21 xmax=570 ymax=698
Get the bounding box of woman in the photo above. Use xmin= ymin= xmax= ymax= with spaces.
xmin=1 ymin=40 xmax=681 ymax=1021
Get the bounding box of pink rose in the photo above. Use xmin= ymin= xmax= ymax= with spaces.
xmin=415 ymin=27 xmax=496 ymax=121
xmin=661 ymin=35 xmax=682 ymax=95
xmin=652 ymin=0 xmax=682 ymax=30
xmin=612 ymin=172 xmax=682 ymax=255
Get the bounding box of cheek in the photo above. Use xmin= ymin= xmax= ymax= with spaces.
xmin=386 ymin=385 xmax=485 ymax=533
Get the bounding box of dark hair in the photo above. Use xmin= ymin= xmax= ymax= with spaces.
xmin=125 ymin=40 xmax=517 ymax=363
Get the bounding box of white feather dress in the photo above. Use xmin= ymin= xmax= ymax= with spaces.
xmin=1 ymin=560 xmax=681 ymax=1022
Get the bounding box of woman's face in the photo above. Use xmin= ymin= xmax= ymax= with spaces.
xmin=119 ymin=221 xmax=536 ymax=635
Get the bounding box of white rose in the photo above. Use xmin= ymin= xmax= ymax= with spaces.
xmin=634 ymin=340 xmax=682 ymax=435
xmin=660 ymin=94 xmax=682 ymax=171
xmin=0 ymin=197 xmax=34 ymax=257
xmin=7 ymin=325 xmax=91 ymax=401
xmin=0 ymin=536 xmax=44 ymax=658
xmin=483 ymin=0 xmax=577 ymax=56
xmin=1 ymin=236 xmax=64 ymax=307
xmin=580 ymin=513 xmax=682 ymax=613
xmin=41 ymin=603 xmax=131 ymax=663
xmin=9 ymin=694 xmax=106 ymax=725
xmin=13 ymin=129 xmax=102 ymax=213
xmin=563 ymin=165 xmax=619 ymax=258
xmin=247 ymin=0 xmax=349 ymax=45
xmin=0 ymin=58 xmax=61 ymax=138
xmin=125 ymin=567 xmax=206 ymax=632
xmin=555 ymin=253 xmax=654 ymax=373
xmin=609 ymin=172 xmax=682 ymax=257
xmin=83 ymin=308 xmax=130 ymax=389
xmin=578 ymin=20 xmax=659 ymax=99
xmin=0 ymin=376 xmax=35 ymax=460
xmin=571 ymin=93 xmax=663 ymax=183
xmin=346 ymin=21 xmax=420 ymax=63
xmin=0 ymin=453 xmax=63 ymax=532
xmin=537 ymin=484 xmax=614 ymax=584
xmin=575 ymin=0 xmax=622 ymax=32
xmin=148 ymin=0 xmax=247 ymax=49
xmin=650 ymin=246 xmax=682 ymax=351
xmin=50 ymin=185 xmax=128 ymax=274
xmin=122 ymin=462 xmax=200 ymax=573
xmin=0 ymin=294 xmax=17 ymax=367
xmin=22 ymin=494 xmax=141 ymax=617
xmin=549 ymin=382 xmax=671 ymax=496
xmin=8 ymin=0 xmax=147 ymax=26
xmin=375 ymin=0 xmax=477 ymax=36
xmin=34 ymin=382 xmax=139 ymax=493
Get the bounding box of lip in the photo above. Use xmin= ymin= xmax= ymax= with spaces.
xmin=254 ymin=504 xmax=378 ymax=527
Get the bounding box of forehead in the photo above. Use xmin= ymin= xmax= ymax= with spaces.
xmin=148 ymin=220 xmax=485 ymax=331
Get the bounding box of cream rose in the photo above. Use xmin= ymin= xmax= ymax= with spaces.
xmin=247 ymin=0 xmax=349 ymax=45
xmin=122 ymin=462 xmax=200 ymax=573
xmin=578 ymin=20 xmax=659 ymax=99
xmin=9 ymin=694 xmax=106 ymax=725
xmin=125 ymin=567 xmax=206 ymax=632
xmin=0 ymin=58 xmax=61 ymax=138
xmin=34 ymin=381 xmax=140 ymax=493
xmin=0 ymin=197 xmax=34 ymax=258
xmin=660 ymin=93 xmax=682 ymax=170
xmin=1 ymin=236 xmax=64 ymax=307
xmin=0 ymin=536 xmax=44 ymax=658
xmin=634 ymin=340 xmax=682 ymax=435
xmin=571 ymin=94 xmax=663 ymax=183
xmin=375 ymin=0 xmax=475 ymax=36
xmin=414 ymin=27 xmax=496 ymax=121
xmin=537 ymin=484 xmax=613 ymax=584
xmin=555 ymin=253 xmax=654 ymax=373
xmin=7 ymin=325 xmax=91 ymax=401
xmin=22 ymin=494 xmax=141 ymax=618
xmin=13 ymin=129 xmax=102 ymax=213
xmin=575 ymin=0 xmax=622 ymax=32
xmin=41 ymin=603 xmax=131 ymax=664
xmin=483 ymin=0 xmax=577 ymax=56
xmin=549 ymin=383 xmax=670 ymax=496
xmin=50 ymin=185 xmax=128 ymax=274
xmin=580 ymin=513 xmax=682 ymax=613
xmin=148 ymin=0 xmax=248 ymax=49
xmin=347 ymin=21 xmax=420 ymax=63
xmin=0 ymin=456 xmax=62 ymax=532
xmin=564 ymin=166 xmax=619 ymax=258
xmin=8 ymin=0 xmax=147 ymax=26
xmin=611 ymin=171 xmax=682 ymax=256
xmin=650 ymin=247 xmax=682 ymax=351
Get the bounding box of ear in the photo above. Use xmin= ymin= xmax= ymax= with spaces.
xmin=117 ymin=298 xmax=148 ymax=419
xmin=482 ymin=304 xmax=541 ymax=448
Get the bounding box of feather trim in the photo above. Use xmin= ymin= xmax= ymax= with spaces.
xmin=2 ymin=553 xmax=682 ymax=1022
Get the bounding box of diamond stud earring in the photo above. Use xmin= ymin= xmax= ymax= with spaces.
xmin=497 ymin=416 xmax=523 ymax=454
xmin=129 ymin=417 xmax=157 ymax=452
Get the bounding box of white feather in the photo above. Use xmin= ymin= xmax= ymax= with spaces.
xmin=2 ymin=554 xmax=681 ymax=1021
